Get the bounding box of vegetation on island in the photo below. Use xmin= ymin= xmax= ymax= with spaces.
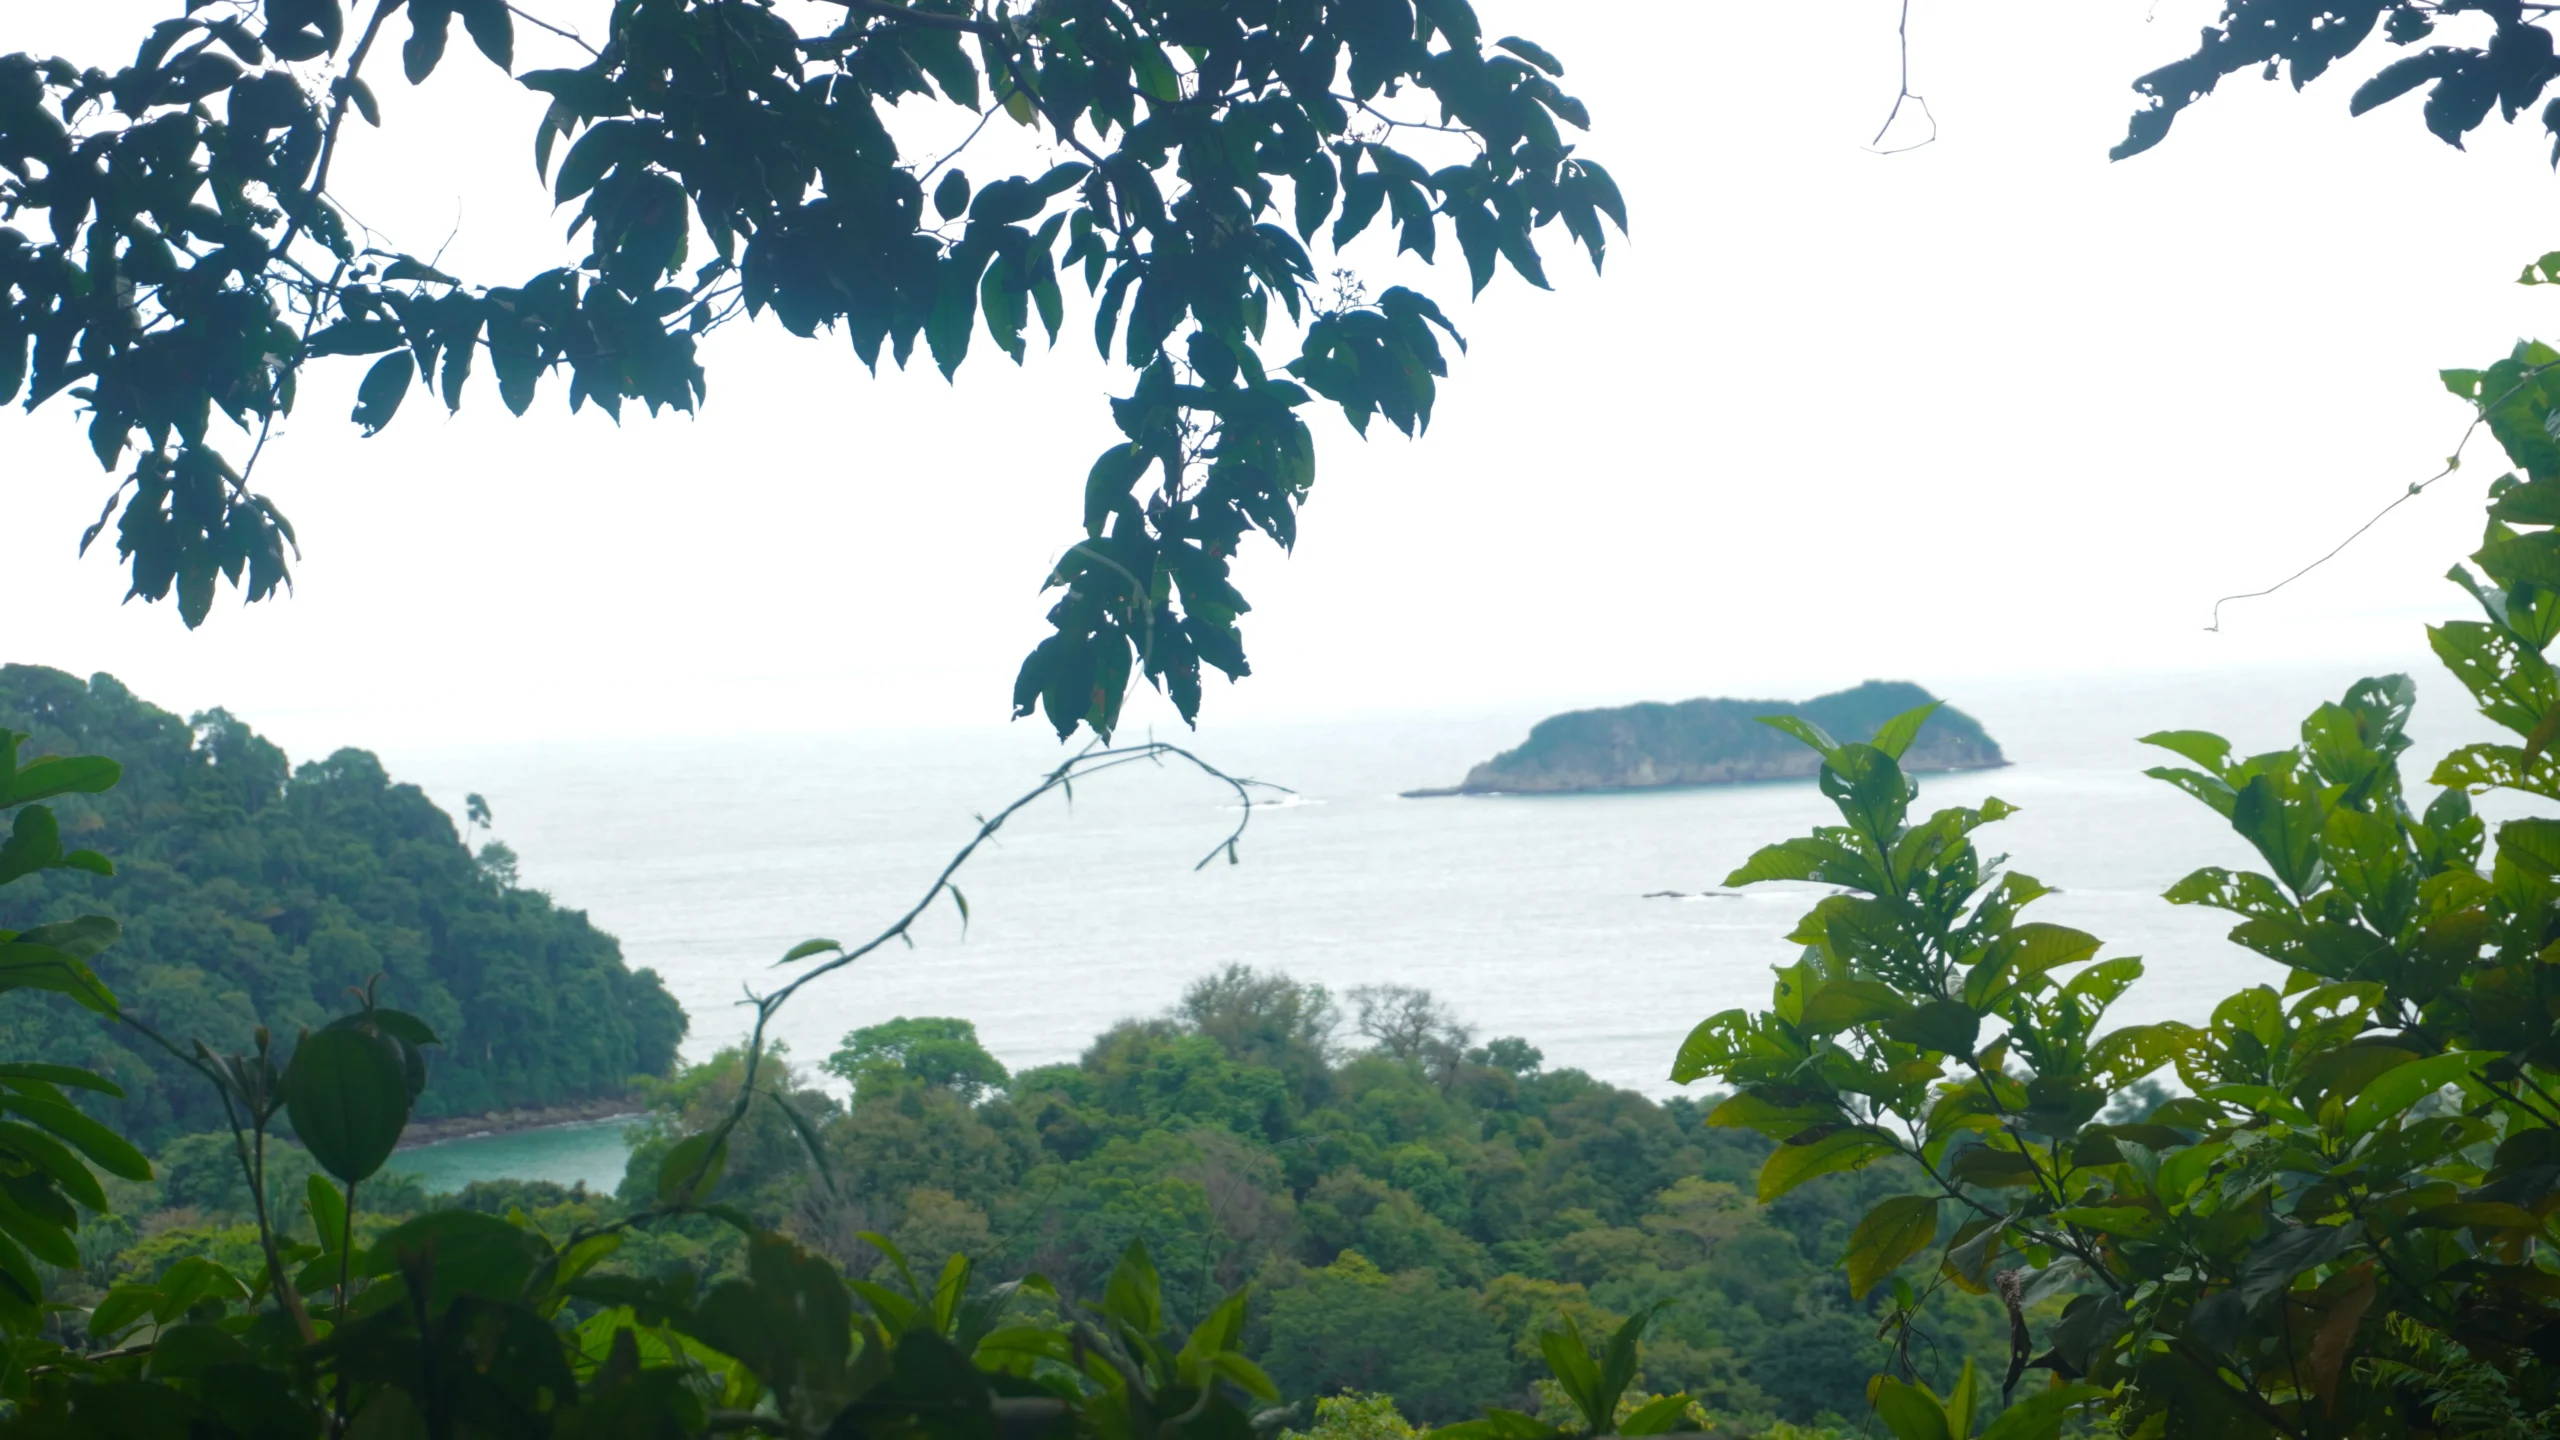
xmin=0 ymin=664 xmax=687 ymax=1147
xmin=1414 ymin=683 xmax=2004 ymax=797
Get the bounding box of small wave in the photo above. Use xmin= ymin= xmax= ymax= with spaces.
xmin=1222 ymin=794 xmax=1322 ymax=812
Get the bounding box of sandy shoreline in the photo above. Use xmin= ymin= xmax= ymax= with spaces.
xmin=395 ymin=1094 xmax=646 ymax=1149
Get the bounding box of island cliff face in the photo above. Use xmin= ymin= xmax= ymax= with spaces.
xmin=1419 ymin=681 xmax=2006 ymax=795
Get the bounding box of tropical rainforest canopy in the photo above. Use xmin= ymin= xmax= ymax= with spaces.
xmin=81 ymin=969 xmax=2031 ymax=1437
xmin=0 ymin=663 xmax=687 ymax=1146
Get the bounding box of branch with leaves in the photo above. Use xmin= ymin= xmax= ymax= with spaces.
xmin=2 ymin=0 xmax=1623 ymax=742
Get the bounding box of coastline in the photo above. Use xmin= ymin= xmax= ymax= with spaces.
xmin=395 ymin=1094 xmax=645 ymax=1149
xmin=1400 ymin=757 xmax=2012 ymax=799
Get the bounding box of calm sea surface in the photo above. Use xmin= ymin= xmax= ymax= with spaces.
xmin=391 ymin=663 xmax=2513 ymax=1187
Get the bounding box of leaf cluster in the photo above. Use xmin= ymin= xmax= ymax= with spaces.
xmin=1677 ymin=344 xmax=2560 ymax=1439
xmin=3 ymin=0 xmax=1621 ymax=738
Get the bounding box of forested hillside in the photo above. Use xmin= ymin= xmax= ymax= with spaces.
xmin=600 ymin=971 xmax=2022 ymax=1432
xmin=0 ymin=665 xmax=687 ymax=1144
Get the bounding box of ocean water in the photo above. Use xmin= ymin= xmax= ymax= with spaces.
xmin=395 ymin=1118 xmax=638 ymax=1195
xmin=386 ymin=660 xmax=2515 ymax=1194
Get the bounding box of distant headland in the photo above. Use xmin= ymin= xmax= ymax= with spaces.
xmin=1405 ymin=680 xmax=2007 ymax=797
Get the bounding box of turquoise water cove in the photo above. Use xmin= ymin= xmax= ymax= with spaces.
xmin=393 ymin=1118 xmax=638 ymax=1196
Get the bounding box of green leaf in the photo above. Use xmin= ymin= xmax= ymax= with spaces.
xmin=1800 ymin=979 xmax=1912 ymax=1035
xmin=657 ymin=1129 xmax=729 ymax=1205
xmin=1871 ymin=1376 xmax=1954 ymax=1440
xmin=1976 ymin=1385 xmax=2110 ymax=1440
xmin=1758 ymin=1127 xmax=1896 ymax=1202
xmin=1868 ymin=702 xmax=1943 ymax=761
xmin=1495 ymin=36 xmax=1565 ymax=75
xmin=1670 ymin=1010 xmax=1761 ymax=1084
xmin=361 ymin=1210 xmax=547 ymax=1315
xmin=457 ymin=0 xmax=512 ymax=71
xmin=1619 ymin=1394 xmax=1693 ymax=1437
xmin=778 ymin=938 xmax=841 ymax=963
xmin=0 ymin=1063 xmax=120 ymax=1097
xmin=2342 ymin=1050 xmax=2477 ymax=1136
xmin=1 ymin=1092 xmax=148 ymax=1179
xmin=403 ymin=0 xmax=454 ymax=84
xmin=1130 ymin=44 xmax=1181 ymax=104
xmin=308 ymin=1175 xmax=349 ymax=1253
xmin=283 ymin=1027 xmax=413 ymax=1183
xmin=352 ymin=351 xmax=414 ymax=436
xmin=1102 ymin=1237 xmax=1163 ymax=1334
xmin=1846 ymin=1195 xmax=1940 ymax=1298
xmin=9 ymin=915 xmax=119 ymax=963
xmin=151 ymin=1255 xmax=250 ymax=1323
xmin=1538 ymin=1319 xmax=1604 ymax=1426
xmin=0 ymin=944 xmax=117 ymax=1014
xmin=1883 ymin=999 xmax=1981 ymax=1057
xmin=3 ymin=755 xmax=119 ymax=805
xmin=1083 ymin=443 xmax=1149 ymax=538
xmin=87 ymin=1283 xmax=158 ymax=1339
xmin=933 ymin=169 xmax=972 ymax=221
xmin=0 ymin=1120 xmax=107 ymax=1211
xmin=2140 ymin=730 xmax=2233 ymax=775
xmin=1756 ymin=714 xmax=1839 ymax=757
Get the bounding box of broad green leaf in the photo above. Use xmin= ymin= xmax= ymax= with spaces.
xmin=0 ymin=1063 xmax=119 ymax=1097
xmin=1846 ymin=1195 xmax=1940 ymax=1298
xmin=1946 ymin=1360 xmax=1980 ymax=1440
xmin=2140 ymin=730 xmax=2232 ymax=775
xmin=0 ymin=946 xmax=116 ymax=1014
xmin=1871 ymin=1376 xmax=1954 ymax=1440
xmin=0 ymin=1120 xmax=107 ymax=1211
xmin=2051 ymin=1205 xmax=2162 ymax=1239
xmin=1883 ymin=999 xmax=1980 ymax=1057
xmin=1801 ymin=979 xmax=1912 ymax=1035
xmin=1868 ymin=702 xmax=1942 ymax=761
xmin=657 ymin=1129 xmax=729 ymax=1205
xmin=1102 ymin=1237 xmax=1162 ymax=1335
xmin=1619 ymin=1394 xmax=1694 ymax=1437
xmin=151 ymin=1255 xmax=250 ymax=1324
xmin=308 ymin=1175 xmax=350 ymax=1253
xmin=1 ymin=1091 xmax=148 ymax=1178
xmin=1538 ymin=1318 xmax=1604 ymax=1426
xmin=1723 ymin=836 xmax=1849 ymax=886
xmin=1706 ymin=1089 xmax=1837 ymax=1140
xmin=2236 ymin=1221 xmax=2359 ymax=1310
xmin=1758 ymin=1126 xmax=1895 ymax=1202
xmin=87 ymin=1282 xmax=158 ymax=1339
xmin=284 ymin=1028 xmax=412 ymax=1183
xmin=361 ymin=1209 xmax=547 ymax=1315
xmin=1976 ymin=1384 xmax=2109 ymax=1440
xmin=1670 ymin=1010 xmax=1758 ymax=1084
xmin=3 ymin=755 xmax=119 ymax=805
xmin=2341 ymin=1050 xmax=2478 ymax=1136
xmin=1756 ymin=714 xmax=1838 ymax=757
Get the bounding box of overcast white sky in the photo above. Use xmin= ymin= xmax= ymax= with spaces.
xmin=8 ymin=1 xmax=2559 ymax=758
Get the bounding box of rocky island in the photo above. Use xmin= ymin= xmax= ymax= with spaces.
xmin=1408 ymin=680 xmax=2006 ymax=796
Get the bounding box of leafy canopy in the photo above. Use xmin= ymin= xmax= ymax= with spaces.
xmin=0 ymin=0 xmax=1620 ymax=738
xmin=2117 ymin=0 xmax=2560 ymax=164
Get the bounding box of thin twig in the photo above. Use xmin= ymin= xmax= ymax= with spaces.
xmin=1868 ymin=0 xmax=1937 ymax=155
xmin=509 ymin=2 xmax=602 ymax=57
xmin=640 ymin=740 xmax=1281 ymax=1217
xmin=2207 ymin=362 xmax=2560 ymax=630
xmin=920 ymin=106 xmax=996 ymax=185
